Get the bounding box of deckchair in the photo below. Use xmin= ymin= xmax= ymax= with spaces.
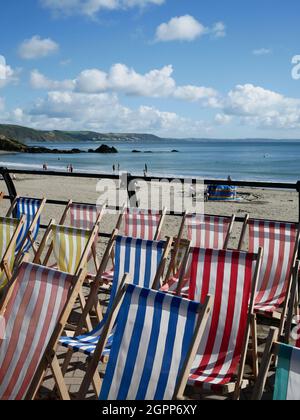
xmin=78 ymin=283 xmax=212 ymax=400
xmin=0 ymin=262 xmax=86 ymax=400
xmin=170 ymin=246 xmax=262 ymax=399
xmin=102 ymin=207 xmax=167 ymax=283
xmin=33 ymin=219 xmax=101 ymax=276
xmin=59 ymin=201 xmax=106 ymax=271
xmin=238 ymin=216 xmax=300 ymax=338
xmin=58 ymin=235 xmax=173 ymax=394
xmin=123 ymin=207 xmax=166 ymax=240
xmin=252 ymin=327 xmax=300 ymax=400
xmin=0 ymin=216 xmax=25 ymax=291
xmin=33 ymin=218 xmax=102 ymax=328
xmin=6 ymin=197 xmax=46 ymax=259
xmin=165 ymin=214 xmax=235 ymax=293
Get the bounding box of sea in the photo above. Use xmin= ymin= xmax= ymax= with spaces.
xmin=0 ymin=138 xmax=300 ymax=182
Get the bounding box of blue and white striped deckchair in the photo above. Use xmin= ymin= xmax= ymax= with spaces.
xmin=59 ymin=236 xmax=169 ymax=356
xmin=7 ymin=197 xmax=46 ymax=256
xmin=253 ymin=327 xmax=300 ymax=400
xmin=88 ymin=284 xmax=212 ymax=400
xmin=273 ymin=344 xmax=300 ymax=400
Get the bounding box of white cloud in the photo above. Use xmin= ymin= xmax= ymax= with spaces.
xmin=252 ymin=48 xmax=272 ymax=56
xmin=215 ymin=113 xmax=232 ymax=125
xmin=155 ymin=15 xmax=206 ymax=42
xmin=41 ymin=0 xmax=165 ymax=16
xmin=5 ymin=90 xmax=210 ymax=136
xmin=30 ymin=64 xmax=219 ymax=105
xmin=30 ymin=69 xmax=75 ymax=90
xmin=155 ymin=16 xmax=227 ymax=43
xmin=211 ymin=22 xmax=226 ymax=38
xmin=107 ymin=63 xmax=176 ymax=97
xmin=0 ymin=55 xmax=19 ymax=88
xmin=75 ymin=69 xmax=109 ymax=93
xmin=222 ymin=84 xmax=300 ymax=129
xmin=18 ymin=36 xmax=59 ymax=60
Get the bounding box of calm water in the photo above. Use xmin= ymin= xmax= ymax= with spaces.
xmin=1 ymin=139 xmax=300 ymax=182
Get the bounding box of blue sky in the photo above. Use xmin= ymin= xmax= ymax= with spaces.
xmin=1 ymin=0 xmax=300 ymax=138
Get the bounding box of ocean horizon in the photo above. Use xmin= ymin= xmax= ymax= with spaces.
xmin=1 ymin=138 xmax=300 ymax=183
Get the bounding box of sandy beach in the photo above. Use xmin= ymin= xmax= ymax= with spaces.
xmin=0 ymin=173 xmax=297 ymax=253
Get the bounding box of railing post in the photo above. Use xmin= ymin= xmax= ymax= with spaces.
xmin=0 ymin=167 xmax=17 ymax=205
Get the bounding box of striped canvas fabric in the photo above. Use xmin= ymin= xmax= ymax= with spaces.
xmin=70 ymin=204 xmax=102 ymax=231
xmin=248 ymin=220 xmax=298 ymax=312
xmin=52 ymin=225 xmax=91 ymax=275
xmin=179 ymin=248 xmax=255 ymax=389
xmin=59 ymin=236 xmax=165 ymax=355
xmin=15 ymin=198 xmax=42 ymax=254
xmin=186 ymin=215 xmax=231 ymax=249
xmin=99 ymin=284 xmax=200 ymax=400
xmin=124 ymin=208 xmax=162 ymax=240
xmin=273 ymin=344 xmax=300 ymax=400
xmin=0 ymin=263 xmax=73 ymax=400
xmin=0 ymin=217 xmax=19 ymax=289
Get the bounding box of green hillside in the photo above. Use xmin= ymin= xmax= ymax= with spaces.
xmin=0 ymin=124 xmax=162 ymax=143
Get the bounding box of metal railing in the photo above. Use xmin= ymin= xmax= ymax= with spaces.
xmin=0 ymin=167 xmax=299 ymax=227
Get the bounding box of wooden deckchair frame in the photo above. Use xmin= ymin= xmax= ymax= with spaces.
xmin=0 ymin=215 xmax=25 ymax=290
xmin=56 ymin=235 xmax=173 ymax=397
xmin=74 ymin=278 xmax=212 ymax=400
xmin=238 ymin=214 xmax=300 ymax=340
xmin=0 ymin=264 xmax=87 ymax=400
xmin=251 ymin=327 xmax=280 ymax=400
xmin=6 ymin=196 xmax=46 ymax=261
xmin=166 ymin=213 xmax=235 ymax=281
xmin=176 ymin=245 xmax=263 ymax=400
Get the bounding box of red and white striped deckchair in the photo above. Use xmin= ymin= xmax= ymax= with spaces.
xmin=0 ymin=262 xmax=86 ymax=400
xmin=186 ymin=214 xmax=235 ymax=249
xmin=163 ymin=214 xmax=235 ymax=294
xmin=238 ymin=217 xmax=300 ymax=337
xmin=172 ymin=247 xmax=262 ymax=398
xmin=123 ymin=207 xmax=166 ymax=241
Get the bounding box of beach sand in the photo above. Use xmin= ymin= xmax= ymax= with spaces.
xmin=0 ymin=173 xmax=297 ymax=253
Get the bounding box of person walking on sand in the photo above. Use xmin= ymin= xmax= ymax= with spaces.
xmin=113 ymin=164 xmax=115 ymax=174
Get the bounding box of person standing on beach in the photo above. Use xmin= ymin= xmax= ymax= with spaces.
xmin=113 ymin=164 xmax=115 ymax=173
xmin=144 ymin=164 xmax=148 ymax=176
xmin=117 ymin=163 xmax=120 ymax=173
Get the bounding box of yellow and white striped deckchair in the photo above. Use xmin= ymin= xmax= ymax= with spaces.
xmin=0 ymin=216 xmax=25 ymax=290
xmin=52 ymin=225 xmax=92 ymax=275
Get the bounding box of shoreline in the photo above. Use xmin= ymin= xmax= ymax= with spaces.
xmin=0 ymin=160 xmax=298 ymax=185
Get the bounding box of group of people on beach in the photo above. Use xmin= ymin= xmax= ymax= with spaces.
xmin=43 ymin=163 xmax=74 ymax=172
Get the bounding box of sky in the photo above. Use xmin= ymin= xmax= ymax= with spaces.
xmin=1 ymin=0 xmax=300 ymax=138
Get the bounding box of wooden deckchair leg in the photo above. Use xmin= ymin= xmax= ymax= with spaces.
xmin=251 ymin=327 xmax=278 ymax=400
xmin=78 ymin=290 xmax=93 ymax=331
xmin=251 ymin=314 xmax=259 ymax=379
xmin=50 ymin=355 xmax=71 ymax=400
xmin=61 ymin=349 xmax=75 ymax=376
xmin=91 ymin=369 xmax=102 ymax=398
